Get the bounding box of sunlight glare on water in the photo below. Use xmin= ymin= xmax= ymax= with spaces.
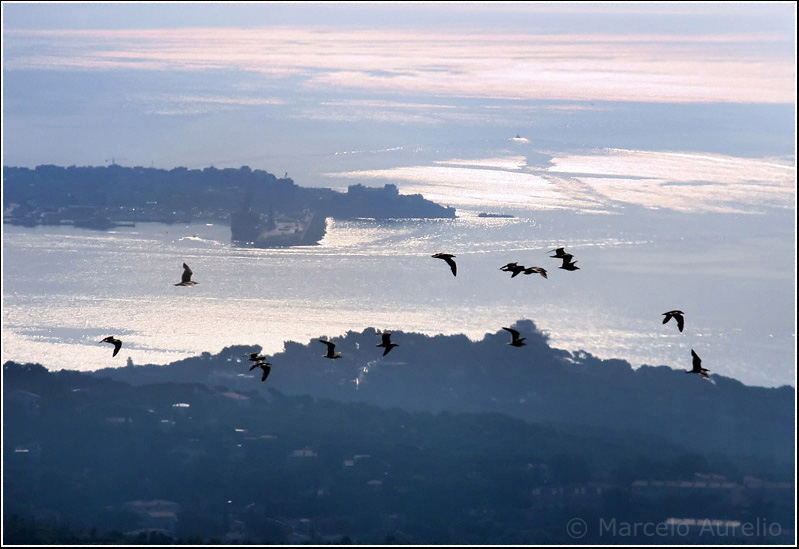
xmin=1 ymin=214 xmax=794 ymax=387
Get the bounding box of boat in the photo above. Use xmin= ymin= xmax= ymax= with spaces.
xmin=477 ymin=212 xmax=515 ymax=219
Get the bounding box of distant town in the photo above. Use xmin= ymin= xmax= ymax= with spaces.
xmin=2 ymin=164 xmax=456 ymax=247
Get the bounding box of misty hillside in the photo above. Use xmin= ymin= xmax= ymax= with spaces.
xmin=90 ymin=320 xmax=795 ymax=474
xmin=4 ymin=360 xmax=794 ymax=545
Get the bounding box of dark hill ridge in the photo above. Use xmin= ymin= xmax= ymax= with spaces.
xmin=3 ymin=359 xmax=794 ymax=544
xmin=87 ymin=319 xmax=794 ymax=471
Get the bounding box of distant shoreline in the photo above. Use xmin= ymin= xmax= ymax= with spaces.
xmin=3 ymin=164 xmax=455 ymax=247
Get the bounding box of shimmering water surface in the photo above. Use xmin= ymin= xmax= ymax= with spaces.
xmin=2 ymin=211 xmax=794 ymax=387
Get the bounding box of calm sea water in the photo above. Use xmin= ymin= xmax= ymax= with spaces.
xmin=2 ymin=211 xmax=795 ymax=387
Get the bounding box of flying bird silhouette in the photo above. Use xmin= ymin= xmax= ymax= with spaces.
xmin=248 ymin=358 xmax=270 ymax=371
xmin=244 ymin=352 xmax=267 ymax=362
xmin=319 ymin=339 xmax=342 ymax=359
xmin=252 ymin=362 xmax=272 ymax=381
xmin=549 ymin=247 xmax=568 ymax=259
xmin=100 ymin=336 xmax=122 ymax=357
xmin=688 ymin=349 xmax=710 ymax=380
xmin=662 ymin=310 xmax=685 ymax=332
xmin=558 ymin=254 xmax=580 ymax=271
xmin=523 ymin=266 xmax=548 ymax=279
xmin=507 ymin=264 xmax=527 ymax=278
xmin=432 ymin=253 xmax=457 ymax=276
xmin=376 ymin=332 xmax=399 ymax=356
xmin=502 ymin=327 xmax=526 ymax=347
xmin=174 ymin=263 xmax=198 ymax=286
xmin=500 ymin=262 xmax=519 ymax=272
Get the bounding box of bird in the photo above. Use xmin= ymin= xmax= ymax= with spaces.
xmin=499 ymin=262 xmax=519 ymax=272
xmin=253 ymin=362 xmax=272 ymax=382
xmin=432 ymin=253 xmax=457 ymax=276
xmin=244 ymin=352 xmax=267 ymax=363
xmin=319 ymin=339 xmax=342 ymax=359
xmin=100 ymin=336 xmax=122 ymax=357
xmin=662 ymin=310 xmax=685 ymax=333
xmin=507 ymin=264 xmax=527 ymax=278
xmin=376 ymin=332 xmax=399 ymax=356
xmin=558 ymin=254 xmax=580 ymax=271
xmin=523 ymin=266 xmax=548 ymax=279
xmin=174 ymin=263 xmax=198 ymax=286
xmin=549 ymin=247 xmax=568 ymax=259
xmin=688 ymin=349 xmax=710 ymax=380
xmin=502 ymin=327 xmax=526 ymax=347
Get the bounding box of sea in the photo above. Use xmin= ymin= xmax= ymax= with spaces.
xmin=2 ymin=206 xmax=795 ymax=388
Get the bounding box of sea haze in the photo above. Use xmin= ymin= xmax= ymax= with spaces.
xmin=2 ymin=203 xmax=794 ymax=388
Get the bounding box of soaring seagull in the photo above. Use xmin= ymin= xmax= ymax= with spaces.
xmin=688 ymin=349 xmax=710 ymax=380
xmin=662 ymin=310 xmax=685 ymax=333
xmin=100 ymin=336 xmax=122 ymax=357
xmin=432 ymin=253 xmax=457 ymax=276
xmin=319 ymin=339 xmax=342 ymax=359
xmin=174 ymin=263 xmax=198 ymax=286
xmin=376 ymin=332 xmax=399 ymax=356
xmin=502 ymin=327 xmax=527 ymax=347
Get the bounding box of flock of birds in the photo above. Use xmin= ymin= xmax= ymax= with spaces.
xmin=99 ymin=248 xmax=711 ymax=382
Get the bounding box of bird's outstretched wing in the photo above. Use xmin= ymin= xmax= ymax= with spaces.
xmin=319 ymin=340 xmax=336 ymax=354
xmin=181 ymin=263 xmax=193 ymax=284
xmin=691 ymin=349 xmax=702 ymax=372
xmin=261 ymin=365 xmax=271 ymax=382
xmin=100 ymin=336 xmax=122 ymax=357
xmin=502 ymin=327 xmax=520 ymax=339
xmin=676 ymin=314 xmax=685 ymax=333
xmin=524 ymin=267 xmax=547 ymax=278
xmin=432 ymin=253 xmax=457 ymax=276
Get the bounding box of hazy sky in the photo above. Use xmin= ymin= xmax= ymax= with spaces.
xmin=2 ymin=2 xmax=795 ymax=172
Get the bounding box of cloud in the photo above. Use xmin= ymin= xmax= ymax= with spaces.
xmin=130 ymin=93 xmax=286 ymax=115
xmin=4 ymin=27 xmax=794 ymax=104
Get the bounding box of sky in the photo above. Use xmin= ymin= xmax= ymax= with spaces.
xmin=2 ymin=2 xmax=796 ymax=175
